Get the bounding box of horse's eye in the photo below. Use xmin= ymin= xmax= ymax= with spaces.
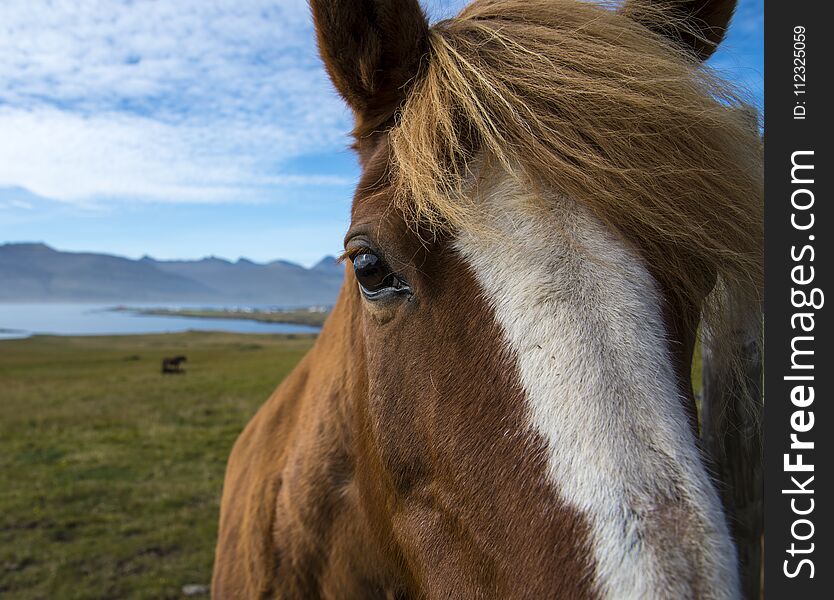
xmin=353 ymin=253 xmax=388 ymax=290
xmin=352 ymin=252 xmax=409 ymax=298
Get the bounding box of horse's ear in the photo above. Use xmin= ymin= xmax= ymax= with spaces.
xmin=621 ymin=0 xmax=737 ymax=61
xmin=310 ymin=0 xmax=430 ymax=132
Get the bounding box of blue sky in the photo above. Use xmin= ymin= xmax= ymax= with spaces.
xmin=0 ymin=0 xmax=762 ymax=267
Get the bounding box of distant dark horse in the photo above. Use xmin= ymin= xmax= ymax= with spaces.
xmin=161 ymin=355 xmax=187 ymax=374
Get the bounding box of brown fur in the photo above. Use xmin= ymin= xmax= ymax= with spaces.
xmin=213 ymin=0 xmax=759 ymax=597
xmin=213 ymin=140 xmax=598 ymax=599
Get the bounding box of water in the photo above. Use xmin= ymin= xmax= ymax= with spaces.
xmin=0 ymin=303 xmax=321 ymax=339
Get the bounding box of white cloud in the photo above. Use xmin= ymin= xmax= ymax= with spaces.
xmin=0 ymin=0 xmax=758 ymax=207
xmin=0 ymin=0 xmax=352 ymax=205
xmin=0 ymin=198 xmax=34 ymax=211
xmin=0 ymin=106 xmax=352 ymax=204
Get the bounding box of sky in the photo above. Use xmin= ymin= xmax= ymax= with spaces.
xmin=0 ymin=0 xmax=763 ymax=267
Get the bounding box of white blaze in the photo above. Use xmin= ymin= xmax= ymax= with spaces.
xmin=454 ymin=175 xmax=739 ymax=599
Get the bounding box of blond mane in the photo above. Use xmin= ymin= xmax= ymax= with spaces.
xmin=388 ymin=0 xmax=762 ymax=355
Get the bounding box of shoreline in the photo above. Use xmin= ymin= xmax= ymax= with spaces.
xmin=0 ymin=305 xmax=329 ymax=340
xmin=0 ymin=329 xmax=320 ymax=343
xmin=121 ymin=306 xmax=330 ymax=328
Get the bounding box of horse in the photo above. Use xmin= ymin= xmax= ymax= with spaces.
xmin=212 ymin=0 xmax=762 ymax=598
xmin=161 ymin=355 xmax=187 ymax=374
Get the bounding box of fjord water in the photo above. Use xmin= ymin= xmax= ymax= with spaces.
xmin=0 ymin=303 xmax=320 ymax=339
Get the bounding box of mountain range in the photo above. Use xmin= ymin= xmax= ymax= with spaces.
xmin=0 ymin=243 xmax=344 ymax=305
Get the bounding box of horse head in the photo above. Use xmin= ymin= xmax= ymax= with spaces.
xmin=214 ymin=1 xmax=761 ymax=597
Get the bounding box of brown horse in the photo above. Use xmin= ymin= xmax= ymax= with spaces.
xmin=213 ymin=0 xmax=762 ymax=598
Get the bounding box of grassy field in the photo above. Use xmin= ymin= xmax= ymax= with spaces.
xmin=0 ymin=332 xmax=315 ymax=600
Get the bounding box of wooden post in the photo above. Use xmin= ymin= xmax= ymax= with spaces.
xmin=701 ymin=332 xmax=763 ymax=600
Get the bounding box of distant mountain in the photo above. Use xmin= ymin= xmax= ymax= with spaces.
xmin=310 ymin=255 xmax=343 ymax=275
xmin=0 ymin=243 xmax=344 ymax=305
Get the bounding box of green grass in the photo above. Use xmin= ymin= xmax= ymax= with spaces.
xmin=0 ymin=332 xmax=315 ymax=600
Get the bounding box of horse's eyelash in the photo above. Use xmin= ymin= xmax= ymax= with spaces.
xmin=338 ymin=248 xmax=366 ymax=264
